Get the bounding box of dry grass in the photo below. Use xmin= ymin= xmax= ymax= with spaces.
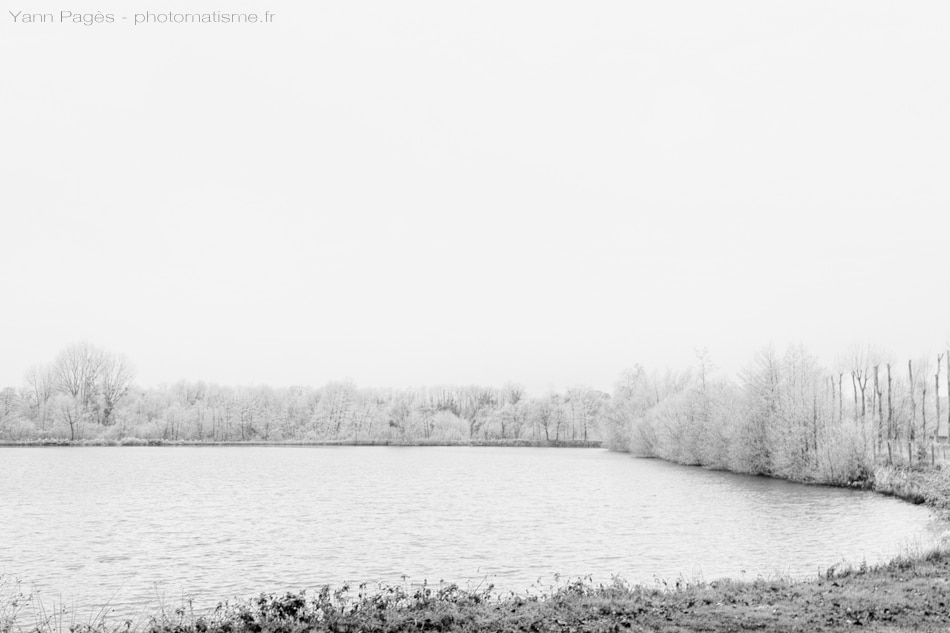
xmin=5 ymin=549 xmax=950 ymax=633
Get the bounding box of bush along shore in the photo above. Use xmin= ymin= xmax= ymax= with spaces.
xmin=4 ymin=549 xmax=950 ymax=633
xmin=872 ymin=463 xmax=950 ymax=515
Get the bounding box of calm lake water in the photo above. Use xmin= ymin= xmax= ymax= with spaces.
xmin=0 ymin=447 xmax=941 ymax=618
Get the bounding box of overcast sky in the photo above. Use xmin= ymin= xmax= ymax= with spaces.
xmin=2 ymin=1 xmax=949 ymax=393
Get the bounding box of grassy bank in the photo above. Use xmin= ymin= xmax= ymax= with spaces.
xmin=0 ymin=438 xmax=604 ymax=449
xmin=872 ymin=464 xmax=950 ymax=514
xmin=4 ymin=549 xmax=950 ymax=633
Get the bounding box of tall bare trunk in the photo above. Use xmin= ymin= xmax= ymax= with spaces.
xmin=838 ymin=373 xmax=844 ymax=423
xmin=851 ymin=373 xmax=859 ymax=420
xmin=830 ymin=375 xmax=836 ymax=424
xmin=909 ymin=360 xmax=917 ymax=440
xmin=937 ymin=353 xmax=944 ymax=441
xmin=874 ymin=365 xmax=882 ymax=443
xmin=887 ymin=363 xmax=893 ymax=439
xmin=859 ymin=377 xmax=867 ymax=420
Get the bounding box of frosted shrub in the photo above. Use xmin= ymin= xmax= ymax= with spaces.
xmin=134 ymin=419 xmax=168 ymax=440
xmin=0 ymin=417 xmax=35 ymax=441
xmin=726 ymin=413 xmax=772 ymax=475
xmin=626 ymin=416 xmax=656 ymax=457
xmin=813 ymin=419 xmax=872 ymax=485
xmin=694 ymin=418 xmax=730 ymax=470
xmin=602 ymin=412 xmax=631 ymax=452
xmin=429 ymin=411 xmax=467 ymax=442
xmin=640 ymin=400 xmax=686 ymax=463
xmin=768 ymin=416 xmax=817 ymax=481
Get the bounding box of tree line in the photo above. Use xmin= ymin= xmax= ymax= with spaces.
xmin=602 ymin=344 xmax=950 ymax=484
xmin=0 ymin=342 xmax=608 ymax=443
xmin=2 ymin=341 xmax=946 ymax=484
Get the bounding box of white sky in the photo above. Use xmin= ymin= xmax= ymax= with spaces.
xmin=2 ymin=1 xmax=949 ymax=394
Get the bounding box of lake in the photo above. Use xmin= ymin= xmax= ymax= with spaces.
xmin=0 ymin=446 xmax=940 ymax=619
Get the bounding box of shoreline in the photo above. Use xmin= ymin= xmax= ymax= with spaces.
xmin=6 ymin=438 xmax=947 ymax=515
xmin=5 ymin=438 xmax=947 ymax=512
xmin=0 ymin=438 xmax=605 ymax=449
xmin=4 ymin=548 xmax=950 ymax=633
xmin=615 ymin=451 xmax=950 ymax=519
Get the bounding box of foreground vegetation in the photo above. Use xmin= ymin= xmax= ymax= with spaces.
xmin=4 ymin=549 xmax=950 ymax=633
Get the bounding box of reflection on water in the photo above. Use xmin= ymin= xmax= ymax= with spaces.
xmin=0 ymin=447 xmax=939 ymax=617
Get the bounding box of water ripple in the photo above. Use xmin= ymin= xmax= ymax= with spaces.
xmin=0 ymin=447 xmax=940 ymax=617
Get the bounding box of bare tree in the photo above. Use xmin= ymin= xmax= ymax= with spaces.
xmin=415 ymin=396 xmax=436 ymax=439
xmin=51 ymin=342 xmax=140 ymax=427
xmin=695 ymin=347 xmax=716 ymax=424
xmin=873 ymin=364 xmax=883 ymax=443
xmin=460 ymin=386 xmax=496 ymax=439
xmin=829 ymin=375 xmax=836 ymax=424
xmin=497 ymin=383 xmax=526 ymax=439
xmin=54 ymin=342 xmax=105 ymax=411
xmin=52 ymin=394 xmax=86 ymax=441
xmin=837 ymin=373 xmax=844 ymax=422
xmin=937 ymin=353 xmax=944 ymax=441
xmin=887 ymin=363 xmax=894 ymax=438
xmin=917 ymin=356 xmax=934 ymax=441
xmin=23 ymin=364 xmax=55 ymax=427
xmin=501 ymin=383 xmax=525 ymax=407
xmin=386 ymin=391 xmax=414 ymax=438
xmin=98 ymin=354 xmax=135 ymax=425
xmin=550 ymin=393 xmax=567 ymax=442
xmin=432 ymin=386 xmax=461 ymax=417
xmin=531 ymin=397 xmax=554 ymax=441
xmin=844 ymin=344 xmax=872 ymax=420
xmin=908 ymin=360 xmax=917 ymax=439
xmin=0 ymin=388 xmax=20 ymax=438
